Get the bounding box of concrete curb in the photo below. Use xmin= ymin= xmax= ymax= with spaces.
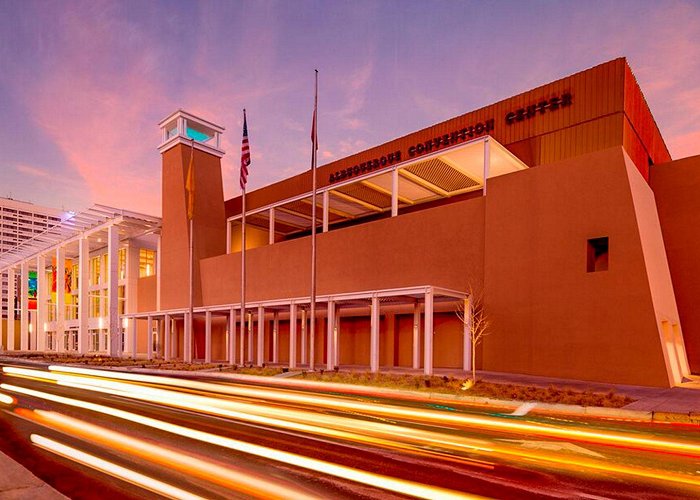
xmin=2 ymin=358 xmax=698 ymax=424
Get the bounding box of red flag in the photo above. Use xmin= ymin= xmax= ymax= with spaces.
xmin=240 ymin=110 xmax=251 ymax=190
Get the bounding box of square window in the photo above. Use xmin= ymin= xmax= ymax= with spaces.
xmin=587 ymin=237 xmax=609 ymax=272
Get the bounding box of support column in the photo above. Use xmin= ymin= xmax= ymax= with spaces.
xmin=269 ymin=208 xmax=275 ymax=245
xmin=20 ymin=261 xmax=28 ymax=351
xmin=130 ymin=318 xmax=137 ymax=358
xmin=483 ymin=137 xmax=490 ymax=196
xmin=108 ymin=225 xmax=119 ymax=356
xmin=156 ymin=233 xmax=162 ymax=311
xmin=423 ymin=288 xmax=434 ymax=376
xmin=228 ymin=307 xmax=236 ymax=365
xmin=412 ymin=302 xmax=421 ymax=369
xmin=184 ymin=312 xmax=192 ymax=363
xmin=272 ymin=311 xmax=279 ymax=364
xmin=147 ymin=315 xmax=153 ymax=360
xmin=326 ymin=300 xmax=335 ymax=370
xmin=256 ymin=305 xmax=264 ymax=366
xmin=55 ymin=248 xmax=65 ymax=353
xmin=289 ymin=302 xmax=297 ymax=369
xmin=164 ymin=313 xmax=172 ymax=361
xmin=391 ymin=168 xmax=399 ymax=217
xmin=77 ymin=237 xmax=89 ymax=355
xmin=370 ymin=294 xmax=380 ymax=373
xmin=334 ymin=313 xmax=340 ymax=368
xmin=322 ymin=191 xmax=329 ymax=232
xmin=300 ymin=307 xmax=307 ymax=365
xmin=240 ymin=308 xmax=246 ymax=365
xmin=7 ymin=268 xmax=15 ymax=351
xmin=0 ymin=272 xmax=4 ymax=350
xmin=36 ymin=254 xmax=46 ymax=351
xmin=463 ymin=297 xmax=472 ymax=372
xmin=205 ymin=310 xmax=212 ymax=363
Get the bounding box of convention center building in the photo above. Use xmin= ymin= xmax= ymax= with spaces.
xmin=1 ymin=58 xmax=699 ymax=388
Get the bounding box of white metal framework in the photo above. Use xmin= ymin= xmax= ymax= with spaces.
xmin=226 ymin=136 xmax=527 ymax=250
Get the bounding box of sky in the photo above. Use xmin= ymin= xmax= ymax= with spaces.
xmin=1 ymin=0 xmax=699 ymax=216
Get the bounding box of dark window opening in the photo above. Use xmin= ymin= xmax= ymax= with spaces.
xmin=587 ymin=237 xmax=609 ymax=272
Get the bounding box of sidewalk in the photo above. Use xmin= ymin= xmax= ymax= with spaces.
xmin=0 ymin=451 xmax=66 ymax=499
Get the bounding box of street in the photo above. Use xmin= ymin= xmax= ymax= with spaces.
xmin=1 ymin=361 xmax=699 ymax=499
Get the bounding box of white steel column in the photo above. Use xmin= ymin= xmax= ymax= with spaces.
xmin=412 ymin=302 xmax=421 ymax=369
xmin=164 ymin=313 xmax=172 ymax=361
xmin=370 ymin=294 xmax=380 ymax=373
xmin=146 ymin=315 xmax=153 ymax=360
xmin=289 ymin=302 xmax=297 ymax=369
xmin=483 ymin=137 xmax=490 ymax=196
xmin=36 ymin=254 xmax=46 ymax=351
xmin=423 ymin=287 xmax=434 ymax=376
xmin=300 ymin=307 xmax=307 ymax=365
xmin=334 ymin=313 xmax=340 ymax=368
xmin=7 ymin=268 xmax=15 ymax=351
xmin=463 ymin=297 xmax=472 ymax=372
xmin=130 ymin=318 xmax=138 ymax=358
xmin=269 ymin=208 xmax=275 ymax=245
xmin=256 ymin=306 xmax=264 ymax=366
xmin=326 ymin=300 xmax=335 ymax=370
xmin=77 ymin=237 xmax=89 ymax=355
xmin=322 ymin=191 xmax=329 ymax=232
xmin=56 ymin=248 xmax=65 ymax=353
xmin=204 ymin=310 xmax=212 ymax=363
xmin=240 ymin=309 xmax=246 ymax=364
xmin=184 ymin=312 xmax=192 ymax=362
xmin=391 ymin=168 xmax=399 ymax=217
xmin=228 ymin=307 xmax=236 ymax=365
xmin=20 ymin=261 xmax=28 ymax=351
xmin=107 ymin=225 xmax=119 ymax=356
xmin=0 ymin=272 xmax=4 ymax=350
xmin=272 ymin=311 xmax=279 ymax=363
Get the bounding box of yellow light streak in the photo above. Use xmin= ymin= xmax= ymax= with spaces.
xmin=40 ymin=365 xmax=700 ymax=458
xmin=29 ymin=377 xmax=700 ymax=490
xmin=0 ymin=392 xmax=14 ymax=405
xmin=24 ymin=410 xmax=319 ymax=500
xmin=30 ymin=434 xmax=206 ymax=499
xmin=3 ymin=384 xmax=480 ymax=500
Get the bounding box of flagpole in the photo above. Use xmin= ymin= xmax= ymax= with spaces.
xmin=310 ymin=70 xmax=318 ymax=371
xmin=187 ymin=139 xmax=194 ymax=364
xmin=240 ymin=109 xmax=249 ymax=367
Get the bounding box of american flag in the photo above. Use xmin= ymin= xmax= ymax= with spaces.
xmin=240 ymin=110 xmax=251 ymax=190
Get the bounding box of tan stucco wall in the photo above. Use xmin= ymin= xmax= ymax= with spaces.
xmin=651 ymin=154 xmax=700 ymax=374
xmin=483 ymin=147 xmax=672 ymax=386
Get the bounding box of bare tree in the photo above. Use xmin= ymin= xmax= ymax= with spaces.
xmin=456 ymin=285 xmax=490 ymax=384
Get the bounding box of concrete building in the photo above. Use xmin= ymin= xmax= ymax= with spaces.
xmin=2 ymin=58 xmax=699 ymax=388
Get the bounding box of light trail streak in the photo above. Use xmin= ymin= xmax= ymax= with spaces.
xmin=30 ymin=434 xmax=206 ymax=499
xmin=34 ymin=366 xmax=700 ymax=458
xmin=22 ymin=409 xmax=320 ymax=500
xmin=25 ymin=376 xmax=700 ymax=490
xmin=2 ymin=383 xmax=480 ymax=500
xmin=0 ymin=392 xmax=14 ymax=405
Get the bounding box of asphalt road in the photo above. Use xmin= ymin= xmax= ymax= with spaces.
xmin=1 ymin=361 xmax=699 ymax=499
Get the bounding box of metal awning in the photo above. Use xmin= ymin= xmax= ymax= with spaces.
xmin=229 ymin=135 xmax=527 ymax=238
xmin=0 ymin=204 xmax=161 ymax=270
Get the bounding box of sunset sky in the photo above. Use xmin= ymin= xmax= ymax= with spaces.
xmin=1 ymin=0 xmax=699 ymax=216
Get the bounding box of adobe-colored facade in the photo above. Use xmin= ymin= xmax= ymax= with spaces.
xmin=4 ymin=58 xmax=698 ymax=388
xmin=145 ymin=58 xmax=697 ymax=387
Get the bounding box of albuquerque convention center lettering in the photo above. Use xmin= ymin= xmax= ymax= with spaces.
xmin=505 ymin=92 xmax=573 ymax=125
xmin=328 ymin=118 xmax=495 ymax=184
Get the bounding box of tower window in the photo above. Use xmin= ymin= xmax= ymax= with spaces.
xmin=587 ymin=237 xmax=609 ymax=272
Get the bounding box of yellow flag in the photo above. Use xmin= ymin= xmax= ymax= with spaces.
xmin=186 ymin=146 xmax=195 ymax=220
